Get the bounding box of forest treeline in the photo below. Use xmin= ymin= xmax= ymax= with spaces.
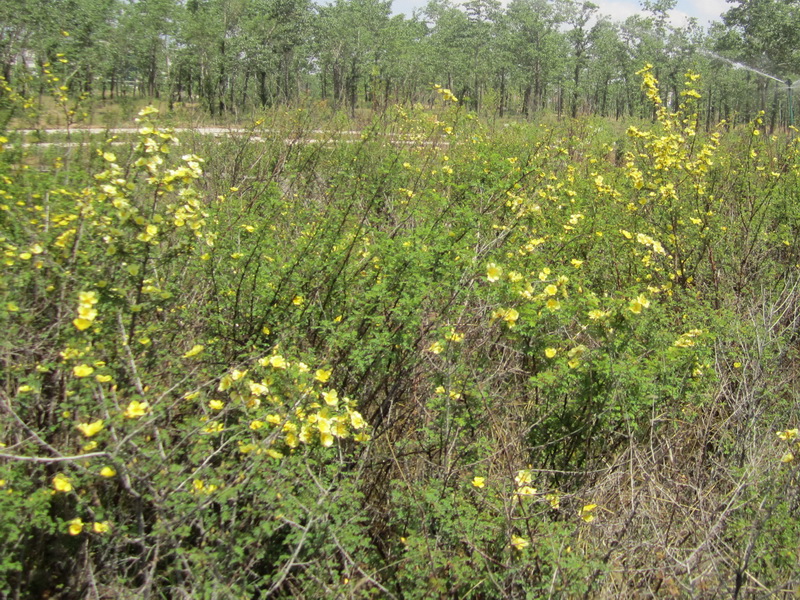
xmin=0 ymin=0 xmax=799 ymax=123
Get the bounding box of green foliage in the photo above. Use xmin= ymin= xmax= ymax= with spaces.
xmin=1 ymin=0 xmax=795 ymax=127
xmin=2 ymin=65 xmax=800 ymax=598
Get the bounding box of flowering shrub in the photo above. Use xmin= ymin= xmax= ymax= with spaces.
xmin=1 ymin=70 xmax=800 ymax=597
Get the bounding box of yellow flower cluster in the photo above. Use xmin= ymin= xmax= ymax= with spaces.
xmin=578 ymin=503 xmax=598 ymax=523
xmin=672 ymin=329 xmax=704 ymax=348
xmin=626 ymin=65 xmax=718 ymax=220
xmin=90 ymin=108 xmax=211 ymax=256
xmin=492 ymin=307 xmax=519 ymax=327
xmin=433 ymin=84 xmax=458 ymax=103
xmin=67 ymin=518 xmax=111 ymax=536
xmin=636 ymin=64 xmax=662 ymax=109
xmin=73 ymin=291 xmax=98 ymax=331
xmin=777 ymin=429 xmax=800 ymax=463
xmin=209 ymin=353 xmax=370 ymax=456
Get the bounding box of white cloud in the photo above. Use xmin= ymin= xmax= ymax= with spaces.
xmin=690 ymin=0 xmax=728 ymax=24
xmin=390 ymin=0 xmax=729 ymax=25
xmin=593 ymin=0 xmax=643 ymax=23
xmin=593 ymin=0 xmax=727 ymax=27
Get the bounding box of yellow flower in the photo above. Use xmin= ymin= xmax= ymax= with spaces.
xmin=79 ymin=291 xmax=98 ymax=305
xmin=777 ymin=429 xmax=799 ymax=441
xmin=269 ymin=355 xmax=287 ymax=369
xmin=314 ymin=369 xmax=332 ymax=383
xmin=208 ymin=400 xmax=224 ymax=411
xmin=183 ymin=344 xmax=204 ymax=358
xmin=579 ymin=503 xmax=597 ymax=523
xmin=332 ymin=419 xmax=349 ymax=438
xmin=73 ymin=364 xmax=94 ymax=378
xmin=781 ymin=452 xmax=795 ymax=463
xmin=587 ymin=309 xmax=608 ymax=320
xmin=95 ymin=374 xmax=112 ymax=383
xmin=510 ymin=535 xmax=529 ymax=551
xmin=503 ymin=308 xmax=519 ymax=327
xmin=292 ymin=295 xmax=304 ymax=306
xmin=350 ymin=411 xmax=366 ymax=429
xmin=545 ymin=298 xmax=561 ymax=311
xmin=53 ymin=473 xmax=72 ymax=493
xmin=68 ymin=518 xmax=84 ymax=536
xmin=93 ymin=521 xmax=110 ymax=533
xmin=471 ymin=476 xmax=486 ymax=488
xmin=218 ymin=374 xmax=233 ymax=391
xmin=516 ymin=486 xmax=537 ymax=498
xmin=428 ymin=341 xmax=444 ymax=354
xmin=73 ymin=317 xmax=93 ymax=331
xmin=486 ymin=263 xmax=502 ymax=282
xmin=250 ymin=420 xmax=265 ymax=430
xmin=544 ymin=284 xmax=558 ymax=296
xmin=544 ymin=348 xmax=557 ymax=359
xmin=628 ymin=295 xmax=650 ymax=314
xmin=76 ymin=419 xmax=104 ymax=437
xmin=445 ymin=329 xmax=464 ymax=342
xmin=100 ymin=466 xmax=116 ymax=478
xmin=515 ymin=469 xmax=532 ymax=486
xmin=202 ymin=422 xmax=224 ymax=434
xmin=124 ymin=400 xmax=150 ymax=419
xmin=320 ymin=431 xmax=334 ymax=447
xmin=249 ymin=381 xmax=268 ymax=396
xmin=546 ymin=493 xmax=560 ymax=509
xmin=322 ymin=389 xmax=339 ymax=407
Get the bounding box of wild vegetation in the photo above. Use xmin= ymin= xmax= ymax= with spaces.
xmin=1 ymin=0 xmax=799 ymax=125
xmin=3 ymin=0 xmax=800 ymax=598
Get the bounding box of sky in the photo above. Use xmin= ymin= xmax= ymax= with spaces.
xmin=391 ymin=0 xmax=731 ymax=28
xmin=591 ymin=0 xmax=729 ymax=26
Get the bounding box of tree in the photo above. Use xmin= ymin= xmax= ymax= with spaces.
xmin=721 ymin=0 xmax=800 ymax=75
xmin=505 ymin=0 xmax=567 ymax=116
xmin=313 ymin=0 xmax=393 ymax=115
xmin=564 ymin=0 xmax=599 ymax=118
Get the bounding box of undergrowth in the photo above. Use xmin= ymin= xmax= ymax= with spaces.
xmin=1 ymin=68 xmax=800 ymax=598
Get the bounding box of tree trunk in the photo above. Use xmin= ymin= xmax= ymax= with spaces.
xmin=499 ymin=71 xmax=505 ymax=118
xmin=522 ymin=85 xmax=531 ymax=118
xmin=258 ymin=70 xmax=269 ymax=106
xmin=333 ymin=62 xmax=343 ymax=109
xmin=571 ymin=54 xmax=580 ymax=119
